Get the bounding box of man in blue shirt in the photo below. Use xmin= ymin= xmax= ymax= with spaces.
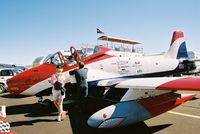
xmin=68 ymin=62 xmax=88 ymax=134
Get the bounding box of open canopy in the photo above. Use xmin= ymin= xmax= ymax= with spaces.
xmin=98 ymin=36 xmax=141 ymax=45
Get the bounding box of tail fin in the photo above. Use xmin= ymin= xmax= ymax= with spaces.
xmin=166 ymin=31 xmax=188 ymax=59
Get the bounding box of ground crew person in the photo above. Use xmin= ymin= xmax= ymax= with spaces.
xmin=68 ymin=62 xmax=88 ymax=134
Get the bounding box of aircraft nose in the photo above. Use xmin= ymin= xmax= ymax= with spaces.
xmin=87 ymin=105 xmax=116 ymax=128
xmin=7 ymin=70 xmax=32 ymax=94
xmin=7 ymin=64 xmax=56 ymax=94
xmin=88 ymin=101 xmax=151 ymax=128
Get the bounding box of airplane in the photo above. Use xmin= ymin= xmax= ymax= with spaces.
xmin=7 ymin=31 xmax=195 ymax=98
xmin=6 ymin=31 xmax=200 ymax=128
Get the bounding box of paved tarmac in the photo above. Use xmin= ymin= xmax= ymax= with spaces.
xmin=0 ymin=91 xmax=200 ymax=134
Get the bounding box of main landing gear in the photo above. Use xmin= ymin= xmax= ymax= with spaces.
xmin=37 ymin=96 xmax=53 ymax=107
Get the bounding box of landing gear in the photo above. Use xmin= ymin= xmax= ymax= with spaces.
xmin=37 ymin=97 xmax=53 ymax=107
xmin=38 ymin=96 xmax=43 ymax=103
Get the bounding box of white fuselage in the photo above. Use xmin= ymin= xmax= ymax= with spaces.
xmin=21 ymin=50 xmax=179 ymax=96
xmin=86 ymin=50 xmax=178 ymax=81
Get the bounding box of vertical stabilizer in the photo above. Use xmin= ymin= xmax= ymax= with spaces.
xmin=167 ymin=31 xmax=188 ymax=59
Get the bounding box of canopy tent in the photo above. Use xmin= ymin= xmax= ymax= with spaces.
xmin=98 ymin=36 xmax=141 ymax=45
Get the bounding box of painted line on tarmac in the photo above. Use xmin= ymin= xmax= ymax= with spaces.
xmin=168 ymin=111 xmax=200 ymax=119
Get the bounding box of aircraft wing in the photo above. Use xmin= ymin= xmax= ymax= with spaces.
xmin=114 ymin=77 xmax=200 ymax=91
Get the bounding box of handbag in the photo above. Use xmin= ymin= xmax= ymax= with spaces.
xmin=54 ymin=81 xmax=62 ymax=90
xmin=60 ymin=87 xmax=66 ymax=95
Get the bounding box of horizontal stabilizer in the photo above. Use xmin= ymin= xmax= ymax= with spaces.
xmin=115 ymin=77 xmax=200 ymax=91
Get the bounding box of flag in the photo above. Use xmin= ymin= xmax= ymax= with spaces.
xmin=97 ymin=28 xmax=104 ymax=34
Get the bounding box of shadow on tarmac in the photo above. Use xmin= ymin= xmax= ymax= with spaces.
xmin=4 ymin=96 xmax=172 ymax=134
xmin=4 ymin=101 xmax=172 ymax=134
xmin=147 ymin=124 xmax=172 ymax=134
xmin=86 ymin=123 xmax=172 ymax=134
xmin=6 ymin=103 xmax=57 ymax=117
xmin=0 ymin=93 xmax=29 ymax=98
xmin=189 ymin=97 xmax=199 ymax=100
xmin=10 ymin=119 xmax=56 ymax=127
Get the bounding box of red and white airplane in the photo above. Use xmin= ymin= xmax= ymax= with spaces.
xmin=6 ymin=31 xmax=200 ymax=128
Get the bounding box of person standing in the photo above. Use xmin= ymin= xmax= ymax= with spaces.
xmin=68 ymin=62 xmax=88 ymax=134
xmin=51 ymin=65 xmax=66 ymax=121
xmin=70 ymin=62 xmax=88 ymax=101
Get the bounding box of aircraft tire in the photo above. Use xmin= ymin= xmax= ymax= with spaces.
xmin=40 ymin=99 xmax=54 ymax=108
xmin=0 ymin=84 xmax=6 ymax=94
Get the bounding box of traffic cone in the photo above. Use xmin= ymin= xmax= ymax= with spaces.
xmin=0 ymin=106 xmax=6 ymax=120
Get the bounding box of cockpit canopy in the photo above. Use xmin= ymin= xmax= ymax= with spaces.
xmin=43 ymin=46 xmax=96 ymax=67
xmin=44 ymin=52 xmax=65 ymax=66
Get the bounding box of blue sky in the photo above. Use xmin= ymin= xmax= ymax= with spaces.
xmin=0 ymin=0 xmax=200 ymax=65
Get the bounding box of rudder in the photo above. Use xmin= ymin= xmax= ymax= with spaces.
xmin=167 ymin=31 xmax=188 ymax=59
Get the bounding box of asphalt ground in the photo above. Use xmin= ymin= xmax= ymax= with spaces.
xmin=0 ymin=91 xmax=200 ymax=134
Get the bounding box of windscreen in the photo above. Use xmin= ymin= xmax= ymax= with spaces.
xmin=44 ymin=52 xmax=64 ymax=66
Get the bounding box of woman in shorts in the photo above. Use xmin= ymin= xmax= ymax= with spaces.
xmin=51 ymin=65 xmax=66 ymax=121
